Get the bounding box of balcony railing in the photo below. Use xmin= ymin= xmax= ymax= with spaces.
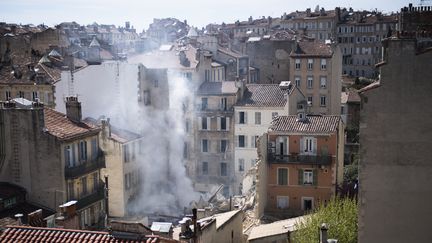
xmin=76 ymin=185 xmax=106 ymax=210
xmin=65 ymin=152 xmax=106 ymax=179
xmin=268 ymin=153 xmax=332 ymax=165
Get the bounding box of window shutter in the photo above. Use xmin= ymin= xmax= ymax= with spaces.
xmin=64 ymin=147 xmax=69 ymax=167
xmin=72 ymin=144 xmax=76 ymax=166
xmin=198 ymin=117 xmax=202 ymax=130
xmin=217 ymin=117 xmax=221 ymax=131
xmin=245 ymin=112 xmax=248 ymax=124
xmin=251 ymin=136 xmax=255 ymax=148
xmin=276 ymin=138 xmax=281 ymax=155
xmin=207 ymin=140 xmax=211 ymax=153
xmin=236 ymin=112 xmax=239 ymax=124
xmin=313 ymin=169 xmax=318 ymax=186
xmin=283 ymin=137 xmax=288 ymax=154
xmin=245 ymin=135 xmax=248 ymax=148
xmin=300 ymin=138 xmax=304 ymax=153
xmin=207 ymin=117 xmax=211 ymax=130
xmin=313 ymin=137 xmax=317 ymax=154
xmin=226 ymin=117 xmax=230 ymax=131
xmin=235 ymin=136 xmax=239 ymax=147
xmin=298 ymin=169 xmax=303 ymax=185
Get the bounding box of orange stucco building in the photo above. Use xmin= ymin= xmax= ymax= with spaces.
xmin=261 ymin=115 xmax=344 ymax=217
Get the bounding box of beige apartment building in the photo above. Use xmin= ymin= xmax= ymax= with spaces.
xmin=0 ymin=97 xmax=106 ymax=230
xmin=289 ymin=40 xmax=342 ymax=115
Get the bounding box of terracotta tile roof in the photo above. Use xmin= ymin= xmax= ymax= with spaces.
xmin=83 ymin=118 xmax=141 ymax=144
xmin=236 ymin=84 xmax=287 ymax=107
xmin=248 ymin=215 xmax=307 ymax=241
xmin=269 ymin=115 xmax=341 ymax=134
xmin=197 ymin=81 xmax=239 ymax=96
xmin=44 ymin=108 xmax=100 ymax=141
xmin=358 ymin=80 xmax=381 ymax=93
xmin=290 ymin=41 xmax=333 ymax=57
xmin=0 ymin=226 xmax=180 ymax=242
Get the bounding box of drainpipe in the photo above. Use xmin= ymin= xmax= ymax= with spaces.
xmin=104 ymin=175 xmax=109 ymax=220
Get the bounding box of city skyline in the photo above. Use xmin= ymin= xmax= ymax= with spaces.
xmin=1 ymin=0 xmax=413 ymax=31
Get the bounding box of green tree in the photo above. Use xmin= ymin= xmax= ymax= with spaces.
xmin=292 ymin=197 xmax=358 ymax=243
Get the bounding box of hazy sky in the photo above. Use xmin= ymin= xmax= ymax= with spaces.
xmin=1 ymin=0 xmax=413 ymax=31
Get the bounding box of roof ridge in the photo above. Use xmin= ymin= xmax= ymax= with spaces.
xmin=6 ymin=225 xmax=108 ymax=234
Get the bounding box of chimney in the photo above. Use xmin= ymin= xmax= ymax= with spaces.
xmin=320 ymin=223 xmax=328 ymax=243
xmin=14 ymin=214 xmax=23 ymax=225
xmin=101 ymin=118 xmax=111 ymax=138
xmin=28 ymin=209 xmax=46 ymax=227
xmin=56 ymin=200 xmax=79 ymax=229
xmin=65 ymin=96 xmax=82 ymax=122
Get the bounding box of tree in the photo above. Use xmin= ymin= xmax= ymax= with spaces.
xmin=292 ymin=197 xmax=358 ymax=243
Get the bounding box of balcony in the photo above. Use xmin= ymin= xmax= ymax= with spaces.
xmin=268 ymin=153 xmax=332 ymax=165
xmin=65 ymin=152 xmax=106 ymax=179
xmin=76 ymin=185 xmax=106 ymax=210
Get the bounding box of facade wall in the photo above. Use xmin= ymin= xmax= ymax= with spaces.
xmin=215 ymin=211 xmax=243 ymax=243
xmin=192 ymin=94 xmax=237 ymax=195
xmin=358 ymin=38 xmax=432 ymax=243
xmin=0 ymin=84 xmax=55 ymax=107
xmin=246 ymin=40 xmax=293 ymax=84
xmin=290 ymin=50 xmax=342 ymax=115
xmin=234 ymin=106 xmax=287 ymax=194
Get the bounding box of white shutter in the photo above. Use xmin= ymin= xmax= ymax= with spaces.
xmin=245 ymin=135 xmax=248 ymax=148
xmin=313 ymin=137 xmax=317 ymax=154
xmin=236 ymin=112 xmax=239 ymax=124
xmin=217 ymin=117 xmax=221 ymax=131
xmin=207 ymin=117 xmax=211 ymax=131
xmin=251 ymin=136 xmax=255 ymax=148
xmin=300 ymin=137 xmax=304 ymax=153
xmin=244 ymin=112 xmax=248 ymax=124
xmin=198 ymin=117 xmax=202 ymax=130
xmin=235 ymin=136 xmax=239 ymax=147
xmin=226 ymin=117 xmax=230 ymax=131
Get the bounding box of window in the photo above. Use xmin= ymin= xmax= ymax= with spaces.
xmin=79 ymin=141 xmax=87 ymax=162
xmin=220 ymin=140 xmax=227 ymax=153
xmin=295 ymin=76 xmax=300 ymax=87
xmin=68 ymin=181 xmax=75 ymax=199
xmin=153 ymin=79 xmax=159 ymax=88
xmin=64 ymin=145 xmax=74 ymax=167
xmin=254 ymin=112 xmax=261 ymax=125
xmin=93 ymin=172 xmax=98 ymax=191
xmin=32 ymin=91 xmax=38 ymax=101
xmin=320 ymin=77 xmax=327 ymax=89
xmin=251 ymin=135 xmax=259 ymax=148
xmin=307 ymin=76 xmax=313 ymax=89
xmin=201 ymin=98 xmax=208 ymax=110
xmin=307 ymin=96 xmax=313 ymax=106
xmin=303 ymin=170 xmax=313 ymax=184
xmin=202 ymin=139 xmax=209 ymax=152
xmin=238 ymin=135 xmax=245 ymax=148
xmin=272 ymin=112 xmax=279 ymax=119
xmin=143 ymin=90 xmax=150 ymax=105
xmin=277 ymin=168 xmax=288 ymax=185
xmin=320 ymin=96 xmax=326 ymax=107
xmin=239 ymin=111 xmax=246 ymax=124
xmin=307 ymin=59 xmax=313 ymax=70
xmin=5 ymin=91 xmax=11 ymax=100
xmin=4 ymin=197 xmax=17 ymax=209
xmin=201 ymin=117 xmax=208 ymax=130
xmin=18 ymin=91 xmax=24 ymax=98
xmin=123 ymin=144 xmax=130 ymax=162
xmin=220 ymin=117 xmax=227 ymax=130
xmin=302 ymin=197 xmax=314 ymax=211
xmin=277 ymin=196 xmax=289 ymax=209
xmin=321 ymin=59 xmax=327 ymax=70
xmin=91 ymin=138 xmax=98 ymax=160
xmin=238 ymin=159 xmax=244 ymax=172
xmin=202 ymin=162 xmax=208 ymax=175
xmin=220 ymin=97 xmax=227 ymax=111
xmin=251 ymin=159 xmax=257 ymax=167
xmin=220 ymin=162 xmax=227 ymax=176
xmin=81 ymin=176 xmax=88 ymax=196
xmin=295 ymin=59 xmax=301 ymax=70
xmin=302 ymin=137 xmax=315 ymax=154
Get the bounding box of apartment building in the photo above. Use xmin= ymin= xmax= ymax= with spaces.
xmin=233 ymin=83 xmax=305 ymax=194
xmin=289 ymin=40 xmax=342 ymax=115
xmin=190 ymin=81 xmax=241 ymax=196
xmin=259 ymin=115 xmax=344 ymax=217
xmin=0 ymin=97 xmax=106 ymax=229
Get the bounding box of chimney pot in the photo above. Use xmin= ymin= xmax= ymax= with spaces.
xmin=65 ymin=96 xmax=82 ymax=122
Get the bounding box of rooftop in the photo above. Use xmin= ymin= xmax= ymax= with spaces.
xmin=44 ymin=108 xmax=100 ymax=141
xmin=0 ymin=225 xmax=179 ymax=242
xmin=248 ymin=216 xmax=306 ymax=241
xmin=197 ymin=81 xmax=239 ymax=96
xmin=341 ymin=90 xmax=361 ymax=104
xmin=198 ymin=210 xmax=241 ymax=230
xmin=290 ymin=41 xmax=333 ymax=57
xmin=236 ymin=84 xmax=287 ymax=107
xmin=269 ymin=115 xmax=341 ymax=134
